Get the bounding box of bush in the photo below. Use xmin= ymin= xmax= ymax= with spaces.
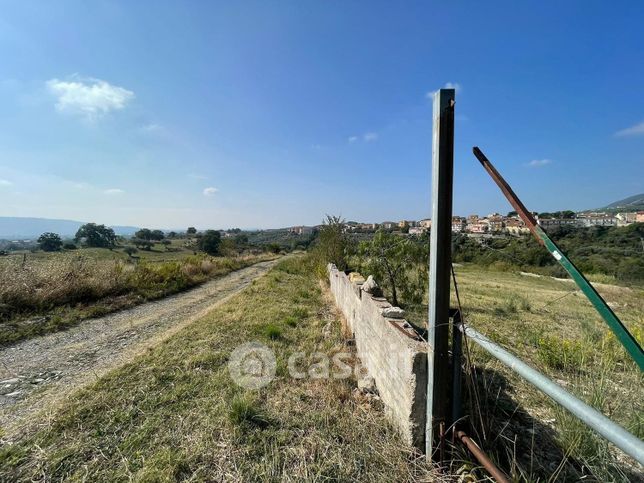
xmin=37 ymin=232 xmax=63 ymax=252
xmin=198 ymin=230 xmax=221 ymax=256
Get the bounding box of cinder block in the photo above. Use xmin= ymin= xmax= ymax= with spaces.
xmin=327 ymin=265 xmax=428 ymax=450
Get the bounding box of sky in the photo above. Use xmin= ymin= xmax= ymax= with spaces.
xmin=0 ymin=1 xmax=643 ymax=230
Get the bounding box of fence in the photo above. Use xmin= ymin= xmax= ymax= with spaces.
xmin=426 ymin=88 xmax=644 ymax=476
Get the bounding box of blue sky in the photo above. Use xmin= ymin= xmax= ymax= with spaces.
xmin=0 ymin=1 xmax=643 ymax=229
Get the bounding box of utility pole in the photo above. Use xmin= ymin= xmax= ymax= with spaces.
xmin=426 ymin=88 xmax=455 ymax=460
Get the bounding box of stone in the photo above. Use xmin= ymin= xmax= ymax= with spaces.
xmin=361 ymin=276 xmax=382 ymax=296
xmin=357 ymin=375 xmax=376 ymax=393
xmin=381 ymin=306 xmax=405 ymax=319
xmin=0 ymin=378 xmax=20 ymax=385
xmin=5 ymin=391 xmax=22 ymax=398
xmin=349 ymin=272 xmax=365 ymax=284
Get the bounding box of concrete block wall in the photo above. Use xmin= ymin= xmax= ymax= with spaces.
xmin=327 ymin=264 xmax=427 ymax=450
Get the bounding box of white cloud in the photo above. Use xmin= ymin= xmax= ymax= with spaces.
xmin=0 ymin=179 xmax=12 ymax=186
xmin=426 ymin=82 xmax=462 ymax=99
xmin=46 ymin=76 xmax=134 ymax=119
xmin=141 ymin=123 xmax=162 ymax=133
xmin=525 ymin=159 xmax=552 ymax=168
xmin=348 ymin=136 xmax=358 ymax=143
xmin=614 ymin=121 xmax=644 ymax=137
xmin=363 ymin=132 xmax=378 ymax=142
xmin=104 ymin=188 xmax=125 ymax=195
xmin=203 ymin=187 xmax=218 ymax=196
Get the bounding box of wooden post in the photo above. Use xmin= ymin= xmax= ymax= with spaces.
xmin=426 ymin=88 xmax=455 ymax=459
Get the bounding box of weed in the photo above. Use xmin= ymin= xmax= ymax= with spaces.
xmin=263 ymin=324 xmax=283 ymax=340
xmin=229 ymin=396 xmax=268 ymax=428
xmin=536 ymin=335 xmax=586 ymax=372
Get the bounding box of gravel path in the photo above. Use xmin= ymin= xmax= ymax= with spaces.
xmin=0 ymin=258 xmax=279 ymax=440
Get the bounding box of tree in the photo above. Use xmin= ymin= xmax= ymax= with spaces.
xmin=123 ymin=246 xmax=138 ymax=257
xmin=198 ymin=230 xmax=221 ymax=255
xmin=315 ymin=215 xmax=349 ymax=271
xmin=132 ymin=238 xmax=153 ymax=250
xmin=151 ymin=229 xmax=165 ymax=241
xmin=75 ymin=223 xmax=117 ymax=248
xmin=161 ymin=239 xmax=172 ymax=250
xmin=134 ymin=228 xmax=153 ymax=240
xmin=358 ymin=230 xmax=426 ymax=306
xmin=37 ymin=232 xmax=63 ymax=252
xmin=187 ymin=227 xmax=197 ymax=236
xmin=168 ymin=231 xmax=177 ymax=238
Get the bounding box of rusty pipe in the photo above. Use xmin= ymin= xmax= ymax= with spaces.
xmin=456 ymin=430 xmax=509 ymax=483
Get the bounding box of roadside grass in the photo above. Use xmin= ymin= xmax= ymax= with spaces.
xmin=0 ymin=251 xmax=276 ymax=346
xmin=407 ymin=264 xmax=643 ymax=481
xmin=0 ymin=255 xmax=430 ymax=481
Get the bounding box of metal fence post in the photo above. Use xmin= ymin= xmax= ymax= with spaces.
xmin=426 ymin=88 xmax=455 ymax=459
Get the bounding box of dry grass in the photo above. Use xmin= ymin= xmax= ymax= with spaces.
xmin=0 ymin=252 xmax=276 ymax=345
xmin=407 ymin=264 xmax=643 ymax=481
xmin=0 ymin=255 xmax=433 ymax=482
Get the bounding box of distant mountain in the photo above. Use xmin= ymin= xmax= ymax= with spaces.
xmin=598 ymin=193 xmax=644 ymax=213
xmin=0 ymin=217 xmax=140 ymax=240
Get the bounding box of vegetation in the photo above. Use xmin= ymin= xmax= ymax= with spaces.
xmin=453 ymin=223 xmax=644 ymax=284
xmin=312 ymin=215 xmax=349 ymax=275
xmin=37 ymin=232 xmax=62 ymax=252
xmin=357 ymin=230 xmax=426 ymax=306
xmin=134 ymin=228 xmax=165 ymax=241
xmin=197 ymin=229 xmax=221 ymax=255
xmin=74 ymin=223 xmax=117 ymax=248
xmin=390 ymin=263 xmax=643 ymax=481
xmin=0 ymin=251 xmax=275 ymax=345
xmin=0 ymin=256 xmax=429 ymax=481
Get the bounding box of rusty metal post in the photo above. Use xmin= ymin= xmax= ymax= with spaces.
xmin=426 ymin=88 xmax=455 ymax=459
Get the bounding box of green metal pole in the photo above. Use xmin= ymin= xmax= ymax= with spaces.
xmin=473 ymin=147 xmax=644 ymax=371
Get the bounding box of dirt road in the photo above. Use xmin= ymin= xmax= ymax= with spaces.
xmin=0 ymin=258 xmax=279 ymax=440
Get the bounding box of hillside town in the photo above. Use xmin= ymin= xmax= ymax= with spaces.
xmin=289 ymin=210 xmax=644 ymax=237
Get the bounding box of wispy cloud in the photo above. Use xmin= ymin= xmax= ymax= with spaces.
xmin=0 ymin=179 xmax=12 ymax=186
xmin=348 ymin=132 xmax=378 ymax=143
xmin=46 ymin=76 xmax=134 ymax=119
xmin=141 ymin=123 xmax=162 ymax=133
xmin=614 ymin=121 xmax=644 ymax=137
xmin=103 ymin=188 xmax=125 ymax=195
xmin=525 ymin=159 xmax=552 ymax=168
xmin=203 ymin=187 xmax=218 ymax=196
xmin=363 ymin=132 xmax=378 ymax=142
xmin=426 ymin=82 xmax=462 ymax=99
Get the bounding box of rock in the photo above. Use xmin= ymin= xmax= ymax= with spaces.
xmin=349 ymin=272 xmax=365 ymax=284
xmin=361 ymin=276 xmax=382 ymax=296
xmin=357 ymin=375 xmax=376 ymax=393
xmin=381 ymin=306 xmax=405 ymax=319
xmin=5 ymin=391 xmax=22 ymax=398
xmin=0 ymin=378 xmax=20 ymax=385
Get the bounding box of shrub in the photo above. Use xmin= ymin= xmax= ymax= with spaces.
xmin=263 ymin=324 xmax=282 ymax=340
xmin=198 ymin=230 xmax=221 ymax=256
xmin=228 ymin=396 xmax=268 ymax=428
xmin=536 ymin=335 xmax=586 ymax=372
xmin=37 ymin=232 xmax=63 ymax=252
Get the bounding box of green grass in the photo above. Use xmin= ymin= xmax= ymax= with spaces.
xmin=406 ymin=263 xmax=643 ymax=481
xmin=0 ymin=256 xmax=429 ymax=481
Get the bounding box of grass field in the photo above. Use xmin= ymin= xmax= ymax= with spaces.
xmin=0 ymin=256 xmax=431 ymax=481
xmin=406 ymin=264 xmax=643 ymax=481
xmin=0 ymin=245 xmax=276 ymax=346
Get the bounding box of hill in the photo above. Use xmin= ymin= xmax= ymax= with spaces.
xmin=0 ymin=217 xmax=139 ymax=239
xmin=599 ymin=193 xmax=644 ymax=212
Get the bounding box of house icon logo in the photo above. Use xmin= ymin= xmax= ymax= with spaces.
xmin=228 ymin=341 xmax=276 ymax=389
